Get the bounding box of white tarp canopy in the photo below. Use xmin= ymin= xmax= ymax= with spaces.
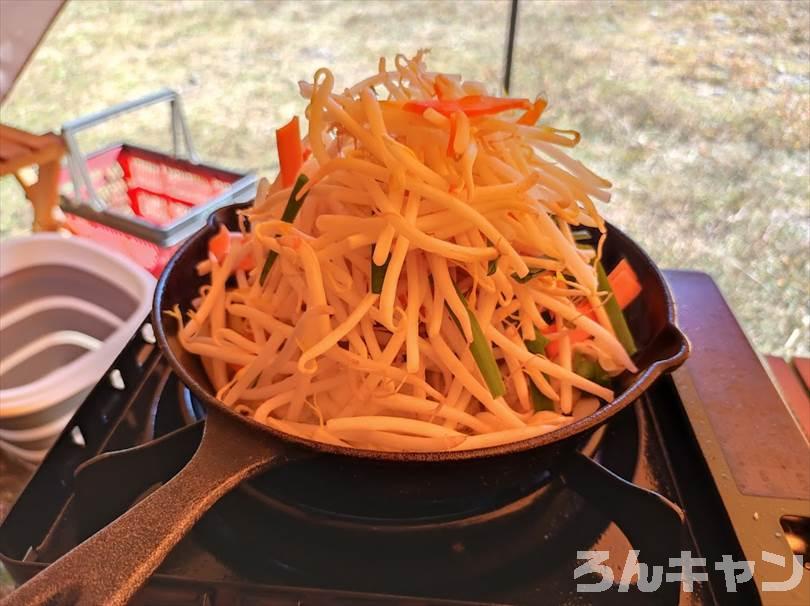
xmin=0 ymin=0 xmax=64 ymax=103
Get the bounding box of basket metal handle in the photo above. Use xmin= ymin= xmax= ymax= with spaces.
xmin=61 ymin=88 xmax=199 ymax=210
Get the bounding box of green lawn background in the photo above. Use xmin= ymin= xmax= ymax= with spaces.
xmin=1 ymin=0 xmax=807 ymax=356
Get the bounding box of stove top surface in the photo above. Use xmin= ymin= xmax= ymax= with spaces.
xmin=1 ymin=270 xmax=808 ymax=605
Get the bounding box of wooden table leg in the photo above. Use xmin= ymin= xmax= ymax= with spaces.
xmin=14 ymin=157 xmax=65 ymax=232
xmin=2 ymin=124 xmax=66 ymax=233
xmin=31 ymin=159 xmax=65 ymax=231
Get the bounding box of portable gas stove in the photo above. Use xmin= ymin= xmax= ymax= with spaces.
xmin=1 ymin=270 xmax=808 ymax=605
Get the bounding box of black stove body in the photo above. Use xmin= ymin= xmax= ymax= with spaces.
xmin=1 ymin=271 xmax=808 ymax=605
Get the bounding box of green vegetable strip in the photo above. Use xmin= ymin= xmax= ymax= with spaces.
xmin=468 ymin=313 xmax=506 ymax=398
xmin=487 ymin=258 xmax=498 ymax=276
xmin=510 ymin=267 xmax=544 ymax=284
xmin=370 ymin=244 xmax=391 ymax=294
xmin=529 ymin=382 xmax=555 ymax=411
xmin=485 ymin=239 xmax=498 ymax=275
xmin=259 ymin=250 xmax=279 ymax=285
xmin=524 ymin=332 xmax=550 ymax=355
xmin=573 ymin=352 xmax=610 ymax=387
xmin=522 ymin=330 xmax=554 ymax=410
xmin=449 ymin=287 xmax=506 ymax=398
xmin=280 ymin=174 xmax=310 ymax=222
xmin=596 ymin=260 xmax=637 ymax=355
xmin=259 ymin=174 xmax=310 ymax=285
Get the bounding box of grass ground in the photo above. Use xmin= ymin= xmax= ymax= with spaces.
xmin=1 ymin=0 xmax=808 ymax=358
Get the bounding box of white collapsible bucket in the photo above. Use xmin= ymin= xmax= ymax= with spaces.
xmin=0 ymin=233 xmax=155 ymax=462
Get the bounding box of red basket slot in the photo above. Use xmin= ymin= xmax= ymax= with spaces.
xmin=132 ymin=189 xmax=174 ymax=225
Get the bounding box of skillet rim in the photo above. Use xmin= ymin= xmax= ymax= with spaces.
xmin=153 ymin=203 xmax=690 ymax=463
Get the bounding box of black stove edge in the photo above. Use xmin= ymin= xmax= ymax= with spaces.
xmin=665 ymin=271 xmax=810 ymax=606
xmin=647 ymin=376 xmax=758 ymax=605
xmin=5 ymin=564 xmax=506 ymax=606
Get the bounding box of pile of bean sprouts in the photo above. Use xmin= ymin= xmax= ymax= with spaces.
xmin=172 ymin=51 xmax=636 ymax=452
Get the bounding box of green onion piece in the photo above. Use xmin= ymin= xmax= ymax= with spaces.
xmin=596 ymin=261 xmax=637 ymax=355
xmin=370 ymin=244 xmax=391 ymax=294
xmin=523 ymin=332 xmax=554 ymax=409
xmin=510 ymin=267 xmax=545 ymax=284
xmin=524 ymin=332 xmax=550 ymax=355
xmin=259 ymin=250 xmax=279 ymax=285
xmin=572 ymin=229 xmax=593 ymax=242
xmin=280 ymin=174 xmax=310 ymax=222
xmin=449 ymin=287 xmax=506 ymax=398
xmin=485 ymin=239 xmax=498 ymax=275
xmin=529 ymin=382 xmax=555 ymax=411
xmin=487 ymin=257 xmax=498 ymax=276
xmin=573 ymin=352 xmax=611 ymax=387
xmin=259 ymin=174 xmax=310 ymax=285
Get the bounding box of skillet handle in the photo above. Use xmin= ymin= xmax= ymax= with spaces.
xmin=3 ymin=407 xmax=288 ymax=606
xmin=560 ymin=450 xmax=684 ymax=602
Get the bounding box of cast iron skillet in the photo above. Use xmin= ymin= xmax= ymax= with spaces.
xmin=6 ymin=203 xmax=689 ymax=606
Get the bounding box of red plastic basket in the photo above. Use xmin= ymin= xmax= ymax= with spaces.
xmin=58 ymin=89 xmax=255 ymax=277
xmin=60 ymin=143 xmax=252 ymax=276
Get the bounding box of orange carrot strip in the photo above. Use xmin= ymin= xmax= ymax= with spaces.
xmin=404 ymin=95 xmax=531 ymax=118
xmin=447 ymin=112 xmax=458 ymax=157
xmin=517 ymin=97 xmax=547 ymax=126
xmin=208 ymin=224 xmax=230 ymax=263
xmin=276 ymin=116 xmax=303 ymax=188
xmin=209 ymin=226 xmax=255 ymax=271
xmin=237 ymin=252 xmax=255 ymax=272
xmin=541 ymin=260 xmax=641 ymax=358
xmin=607 ymin=259 xmax=642 ymax=309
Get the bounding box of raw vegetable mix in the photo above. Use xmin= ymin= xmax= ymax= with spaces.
xmin=188 ymin=50 xmax=642 ymax=452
